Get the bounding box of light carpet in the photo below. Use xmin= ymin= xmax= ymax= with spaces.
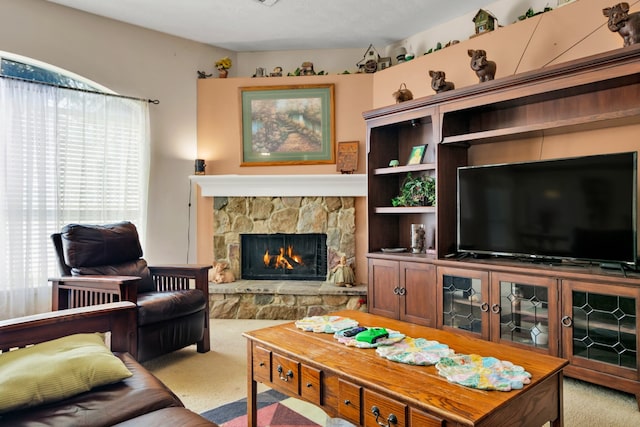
xmin=144 ymin=318 xmax=640 ymax=426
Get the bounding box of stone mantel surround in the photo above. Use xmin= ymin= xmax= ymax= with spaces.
xmin=192 ymin=174 xmax=367 ymax=319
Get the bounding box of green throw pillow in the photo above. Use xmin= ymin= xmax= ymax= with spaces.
xmin=0 ymin=333 xmax=132 ymax=414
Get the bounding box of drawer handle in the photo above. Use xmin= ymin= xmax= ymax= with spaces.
xmin=344 ymin=399 xmax=351 ymax=406
xmin=371 ymin=406 xmax=398 ymax=426
xmin=259 ymin=362 xmax=265 ymax=367
xmin=561 ymin=315 xmax=573 ymax=327
xmin=277 ymin=365 xmax=294 ymax=382
xmin=306 ymin=382 xmax=312 ymax=388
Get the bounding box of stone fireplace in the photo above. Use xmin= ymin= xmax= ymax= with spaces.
xmin=192 ymin=174 xmax=368 ymax=320
xmin=209 ymin=195 xmax=366 ymax=319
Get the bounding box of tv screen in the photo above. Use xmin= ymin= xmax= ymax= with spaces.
xmin=457 ymin=152 xmax=637 ymax=266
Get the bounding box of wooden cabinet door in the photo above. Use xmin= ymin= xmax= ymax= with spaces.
xmin=561 ymin=279 xmax=640 ymax=381
xmin=437 ymin=266 xmax=490 ymax=339
xmin=490 ymin=272 xmax=559 ymax=356
xmin=400 ymin=261 xmax=436 ymax=327
xmin=368 ymin=258 xmax=400 ymax=319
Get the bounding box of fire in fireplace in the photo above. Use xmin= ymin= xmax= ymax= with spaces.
xmin=241 ymin=233 xmax=328 ymax=281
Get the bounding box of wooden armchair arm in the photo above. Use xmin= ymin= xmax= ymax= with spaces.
xmin=148 ymin=264 xmax=212 ymax=294
xmin=0 ymin=302 xmax=136 ymax=353
xmin=50 ymin=276 xmax=140 ymax=310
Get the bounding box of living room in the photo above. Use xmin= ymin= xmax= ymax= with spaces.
xmin=3 ymin=0 xmax=640 ymax=425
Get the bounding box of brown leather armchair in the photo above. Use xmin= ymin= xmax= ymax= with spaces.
xmin=50 ymin=221 xmax=212 ymax=362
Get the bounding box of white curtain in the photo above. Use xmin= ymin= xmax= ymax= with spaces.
xmin=0 ymin=77 xmax=150 ymax=320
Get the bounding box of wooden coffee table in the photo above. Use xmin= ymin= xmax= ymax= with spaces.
xmin=244 ymin=310 xmax=568 ymax=426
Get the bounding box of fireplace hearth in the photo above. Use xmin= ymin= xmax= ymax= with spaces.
xmin=241 ymin=233 xmax=328 ymax=281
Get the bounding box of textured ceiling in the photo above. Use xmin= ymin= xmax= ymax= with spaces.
xmin=47 ymin=0 xmax=490 ymax=52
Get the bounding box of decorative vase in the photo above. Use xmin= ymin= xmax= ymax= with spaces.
xmin=531 ymin=322 xmax=549 ymax=346
xmin=410 ymin=224 xmax=425 ymax=253
xmin=218 ymin=69 xmax=228 ymax=78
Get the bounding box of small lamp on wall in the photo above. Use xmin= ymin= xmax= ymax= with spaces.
xmin=194 ymin=159 xmax=206 ymax=175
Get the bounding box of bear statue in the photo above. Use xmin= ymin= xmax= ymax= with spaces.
xmin=468 ymin=49 xmax=497 ymax=82
xmin=429 ymin=70 xmax=455 ymax=93
xmin=603 ymin=3 xmax=640 ymax=47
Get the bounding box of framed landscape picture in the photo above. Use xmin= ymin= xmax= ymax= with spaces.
xmin=407 ymin=144 xmax=427 ymax=165
xmin=240 ymin=84 xmax=335 ymax=166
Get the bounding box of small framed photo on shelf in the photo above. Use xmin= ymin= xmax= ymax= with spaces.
xmin=336 ymin=141 xmax=359 ymax=173
xmin=407 ymin=144 xmax=427 ymax=165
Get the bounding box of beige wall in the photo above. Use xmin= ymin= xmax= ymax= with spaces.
xmin=371 ymin=0 xmax=621 ymax=108
xmin=0 ymin=0 xmax=231 ymax=264
xmin=197 ymin=0 xmax=639 ymax=283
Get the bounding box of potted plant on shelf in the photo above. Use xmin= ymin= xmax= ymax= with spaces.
xmin=215 ymin=57 xmax=232 ymax=78
xmin=391 ymin=173 xmax=435 ymax=207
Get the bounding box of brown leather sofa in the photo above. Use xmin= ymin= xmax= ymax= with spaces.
xmin=50 ymin=221 xmax=211 ymax=362
xmin=0 ymin=302 xmax=217 ymax=427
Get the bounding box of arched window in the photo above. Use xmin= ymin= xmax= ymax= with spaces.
xmin=0 ymin=51 xmax=112 ymax=92
xmin=0 ymin=52 xmax=150 ymax=319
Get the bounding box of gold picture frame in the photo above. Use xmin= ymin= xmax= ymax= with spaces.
xmin=240 ymin=84 xmax=335 ymax=166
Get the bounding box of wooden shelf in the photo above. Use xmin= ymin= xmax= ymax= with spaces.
xmin=441 ymin=102 xmax=640 ymax=146
xmin=374 ymin=163 xmax=436 ymax=175
xmin=374 ymin=206 xmax=436 ymax=214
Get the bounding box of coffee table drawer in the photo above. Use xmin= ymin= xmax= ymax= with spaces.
xmin=301 ymin=365 xmax=322 ymax=405
xmin=338 ymin=379 xmax=361 ymax=425
xmin=363 ymin=389 xmax=407 ymax=427
xmin=272 ymin=353 xmax=300 ymax=395
xmin=252 ymin=344 xmax=271 ymax=383
xmin=410 ymin=407 xmax=444 ymax=427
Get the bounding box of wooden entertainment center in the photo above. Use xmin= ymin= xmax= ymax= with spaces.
xmin=364 ymin=45 xmax=640 ymax=407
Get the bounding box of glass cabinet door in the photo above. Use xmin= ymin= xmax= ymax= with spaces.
xmin=438 ymin=267 xmax=489 ymax=339
xmin=491 ymin=273 xmax=558 ymax=354
xmin=562 ymin=280 xmax=638 ymax=375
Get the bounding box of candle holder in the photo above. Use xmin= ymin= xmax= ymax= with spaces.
xmin=410 ymin=224 xmax=425 ymax=253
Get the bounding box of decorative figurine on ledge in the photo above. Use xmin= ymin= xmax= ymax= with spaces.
xmin=300 ymin=61 xmax=316 ymax=75
xmin=327 ymin=255 xmax=355 ymax=287
xmin=210 ymin=261 xmax=235 ymax=284
xmin=603 ymin=3 xmax=640 ymax=46
xmin=468 ymin=49 xmax=497 ymax=82
xmin=429 ymin=70 xmax=455 ymax=93
xmin=392 ymin=83 xmax=414 ymax=103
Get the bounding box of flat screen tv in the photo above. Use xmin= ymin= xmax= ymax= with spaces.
xmin=457 ymin=152 xmax=637 ymax=267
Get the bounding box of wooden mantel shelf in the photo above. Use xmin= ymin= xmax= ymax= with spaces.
xmin=190 ymin=174 xmax=367 ymax=197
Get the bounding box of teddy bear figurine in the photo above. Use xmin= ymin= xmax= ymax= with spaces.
xmin=210 ymin=261 xmax=235 ymax=284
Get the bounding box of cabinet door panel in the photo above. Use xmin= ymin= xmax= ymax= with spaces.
xmin=437 ymin=266 xmax=489 ymax=339
xmin=562 ymin=280 xmax=639 ymax=380
xmin=400 ymin=261 xmax=436 ymax=327
xmin=368 ymin=259 xmax=400 ymax=319
xmin=490 ymin=272 xmax=559 ymax=355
